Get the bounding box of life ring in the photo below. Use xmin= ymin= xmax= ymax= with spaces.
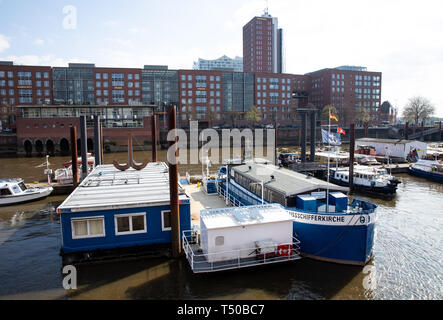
xmin=277 ymin=244 xmax=293 ymax=257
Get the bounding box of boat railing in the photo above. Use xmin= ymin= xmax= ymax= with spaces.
xmin=216 ymin=181 xmax=245 ymax=207
xmin=182 ymin=230 xmax=301 ymax=273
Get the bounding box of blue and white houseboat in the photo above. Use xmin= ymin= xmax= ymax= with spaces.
xmin=57 ymin=162 xmax=191 ymax=263
xmin=216 ymin=161 xmax=378 ymax=266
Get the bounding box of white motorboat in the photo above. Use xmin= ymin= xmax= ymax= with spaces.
xmin=0 ymin=179 xmax=53 ymax=206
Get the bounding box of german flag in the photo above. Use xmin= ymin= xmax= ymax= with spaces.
xmin=329 ymin=112 xmax=338 ymax=122
xmin=337 ymin=127 xmax=346 ymax=135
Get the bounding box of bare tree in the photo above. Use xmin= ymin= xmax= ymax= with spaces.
xmin=245 ymin=105 xmax=262 ymax=127
xmin=402 ymin=96 xmax=435 ymax=126
xmin=356 ymin=107 xmax=370 ymax=126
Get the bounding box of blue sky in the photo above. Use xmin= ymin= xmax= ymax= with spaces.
xmin=1 ymin=0 xmax=442 ymax=117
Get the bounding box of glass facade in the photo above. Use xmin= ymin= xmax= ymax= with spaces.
xmin=141 ymin=69 xmax=178 ymax=106
xmin=222 ymin=72 xmax=254 ymax=112
xmin=52 ymin=67 xmax=94 ymax=105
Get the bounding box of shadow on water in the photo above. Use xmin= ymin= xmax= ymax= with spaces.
xmin=64 ymin=254 xmax=363 ymax=300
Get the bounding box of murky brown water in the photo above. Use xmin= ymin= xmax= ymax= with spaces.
xmin=0 ymin=152 xmax=442 ymax=300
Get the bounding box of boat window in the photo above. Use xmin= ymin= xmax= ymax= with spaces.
xmin=115 ymin=213 xmax=146 ymax=235
xmin=0 ymin=188 xmax=12 ymax=196
xmin=215 ymin=236 xmax=224 ymax=246
xmin=71 ymin=217 xmax=105 ymax=239
xmin=11 ymin=185 xmax=21 ymax=194
xmin=161 ymin=210 xmax=171 ymax=231
xmin=18 ymin=182 xmax=27 ymax=191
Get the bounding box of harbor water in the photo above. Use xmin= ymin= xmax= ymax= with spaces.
xmin=0 ymin=151 xmax=442 ymax=300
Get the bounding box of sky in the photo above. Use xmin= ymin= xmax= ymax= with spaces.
xmin=0 ymin=0 xmax=442 ymax=117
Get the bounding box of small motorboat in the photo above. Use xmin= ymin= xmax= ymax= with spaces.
xmin=409 ymin=159 xmax=443 ymax=183
xmin=0 ymin=179 xmax=53 ymax=206
xmin=63 ymin=153 xmax=95 ymax=168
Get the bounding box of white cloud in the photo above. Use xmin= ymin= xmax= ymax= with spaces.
xmin=0 ymin=34 xmax=10 ymax=53
xmin=33 ymin=38 xmax=45 ymax=46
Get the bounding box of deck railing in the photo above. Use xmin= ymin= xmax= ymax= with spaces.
xmin=182 ymin=230 xmax=301 ymax=273
xmin=216 ymin=184 xmax=245 ymax=207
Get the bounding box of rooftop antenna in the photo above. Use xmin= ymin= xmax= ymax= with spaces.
xmin=264 ymin=0 xmax=269 ymax=15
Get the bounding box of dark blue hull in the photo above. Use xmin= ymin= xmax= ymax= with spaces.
xmin=220 ymin=179 xmax=376 ymax=266
xmin=409 ymin=167 xmax=443 ymax=183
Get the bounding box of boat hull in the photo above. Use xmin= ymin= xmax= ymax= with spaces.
xmin=409 ymin=167 xmax=443 ymax=183
xmin=328 ymin=176 xmax=398 ymax=198
xmin=220 ymin=179 xmax=376 ymax=266
xmin=292 ymin=213 xmax=375 ymax=266
xmin=0 ymin=187 xmax=53 ymax=206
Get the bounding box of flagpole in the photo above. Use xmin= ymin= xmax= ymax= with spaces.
xmin=327 ymin=106 xmax=330 ymax=212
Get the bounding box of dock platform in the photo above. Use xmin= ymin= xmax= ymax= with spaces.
xmin=181 ymin=182 xmax=229 ymax=227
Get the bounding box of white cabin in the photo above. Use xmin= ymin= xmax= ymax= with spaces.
xmin=356 ymin=138 xmax=427 ymax=159
xmin=199 ymin=204 xmax=294 ymax=263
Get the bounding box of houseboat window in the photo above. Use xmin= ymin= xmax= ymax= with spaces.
xmin=0 ymin=188 xmax=12 ymax=196
xmin=215 ymin=236 xmax=224 ymax=246
xmin=161 ymin=210 xmax=171 ymax=231
xmin=71 ymin=217 xmax=105 ymax=239
xmin=115 ymin=213 xmax=146 ymax=235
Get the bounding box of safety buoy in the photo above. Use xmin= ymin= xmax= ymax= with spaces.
xmin=277 ymin=244 xmax=293 ymax=257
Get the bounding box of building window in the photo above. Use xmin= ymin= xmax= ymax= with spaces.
xmin=161 ymin=210 xmax=171 ymax=231
xmin=43 ymin=72 xmax=49 ymax=79
xmin=114 ymin=213 xmax=146 ymax=235
xmin=71 ymin=216 xmax=105 ymax=239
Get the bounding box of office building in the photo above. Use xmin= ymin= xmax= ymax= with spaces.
xmin=242 ymin=10 xmax=283 ymax=74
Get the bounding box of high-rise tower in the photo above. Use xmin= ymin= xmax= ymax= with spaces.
xmin=242 ymin=9 xmax=283 ymax=73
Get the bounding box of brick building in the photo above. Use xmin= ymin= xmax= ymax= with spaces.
xmin=307 ymin=66 xmax=382 ymax=126
xmin=243 ymin=11 xmax=283 ymax=74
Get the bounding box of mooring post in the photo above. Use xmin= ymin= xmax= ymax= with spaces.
xmin=405 ymin=122 xmax=409 ymax=140
xmin=94 ymin=115 xmax=101 ymax=166
xmin=100 ymin=121 xmax=104 ymax=164
xmin=167 ymin=105 xmax=181 ymax=258
xmin=310 ymin=111 xmax=316 ymax=162
xmin=301 ymin=112 xmax=307 ymax=163
xmin=79 ymin=115 xmax=88 ymax=179
xmin=152 ymin=114 xmax=158 ymax=162
xmin=349 ymin=123 xmax=355 ymax=193
xmin=70 ymin=126 xmax=79 ymax=187
xmin=274 ymin=118 xmax=278 ymax=165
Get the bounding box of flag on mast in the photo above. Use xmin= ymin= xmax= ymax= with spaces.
xmin=337 ymin=127 xmax=346 ymax=135
xmin=329 ymin=112 xmax=338 ymax=122
xmin=322 ymin=129 xmax=342 ymax=146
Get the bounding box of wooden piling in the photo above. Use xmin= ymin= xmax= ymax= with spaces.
xmin=100 ymin=122 xmax=104 ymax=164
xmin=94 ymin=115 xmax=102 ymax=166
xmin=70 ymin=126 xmax=79 ymax=187
xmin=349 ymin=123 xmax=355 ymax=193
xmin=310 ymin=111 xmax=316 ymax=162
xmin=152 ymin=115 xmax=158 ymax=162
xmin=167 ymin=105 xmax=181 ymax=258
xmin=79 ymin=116 xmax=88 ymax=179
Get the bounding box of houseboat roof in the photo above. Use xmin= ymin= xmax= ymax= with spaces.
xmin=356 ymin=138 xmax=425 ymax=145
xmin=57 ymin=162 xmax=189 ymax=213
xmin=232 ymin=163 xmax=349 ymax=197
xmin=200 ymin=204 xmax=294 ymax=230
